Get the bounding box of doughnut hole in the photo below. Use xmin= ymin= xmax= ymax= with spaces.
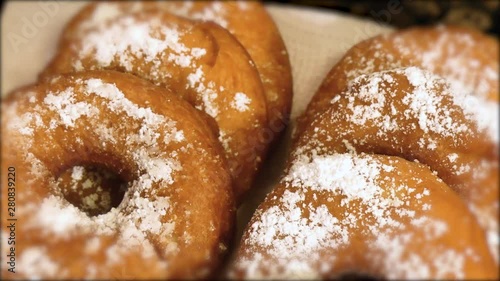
xmin=57 ymin=164 xmax=127 ymax=216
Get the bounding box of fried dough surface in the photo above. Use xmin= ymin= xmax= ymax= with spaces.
xmin=1 ymin=71 xmax=234 ymax=279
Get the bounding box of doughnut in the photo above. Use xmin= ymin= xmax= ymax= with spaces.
xmin=1 ymin=71 xmax=234 ymax=279
xmin=297 ymin=25 xmax=499 ymax=134
xmin=231 ymin=153 xmax=496 ymax=279
xmin=231 ymin=67 xmax=498 ymax=279
xmin=293 ymin=67 xmax=499 ymax=262
xmin=42 ymin=10 xmax=268 ymax=200
xmin=62 ymin=0 xmax=293 ymax=140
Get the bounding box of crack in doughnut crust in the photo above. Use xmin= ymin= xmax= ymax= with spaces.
xmin=42 ymin=9 xmax=268 ymax=201
xmin=62 ymin=1 xmax=293 ymax=139
xmin=231 ymin=153 xmax=496 ymax=279
xmin=297 ymin=25 xmax=499 ymax=135
xmin=231 ymin=68 xmax=498 ymax=279
xmin=1 ymin=71 xmax=234 ymax=279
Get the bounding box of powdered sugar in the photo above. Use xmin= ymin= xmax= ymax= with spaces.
xmin=303 ymin=27 xmax=500 ymax=141
xmin=447 ymin=153 xmax=459 ymax=163
xmin=333 ymin=67 xmax=499 ymax=150
xmin=32 ymin=196 xmax=88 ymax=236
xmin=286 ymin=154 xmax=392 ymax=201
xmin=55 ymin=2 xmax=270 ymax=200
xmin=80 ymin=17 xmax=170 ymax=69
xmin=448 ymin=83 xmax=499 ymax=144
xmin=21 ymin=77 xmax=183 ymax=241
xmin=235 ymin=153 xmax=470 ymax=279
xmin=71 ymin=166 xmax=85 ymax=181
xmin=18 ymin=247 xmax=60 ymax=279
xmin=343 ymin=27 xmax=498 ymax=102
xmin=23 ymin=190 xmax=174 ymax=250
xmin=44 ymin=88 xmax=99 ymax=128
xmin=394 ymin=27 xmax=498 ymax=101
xmin=299 ymin=68 xmax=498 ymax=266
xmin=231 ymin=92 xmax=251 ymax=112
xmin=3 ymin=77 xmax=192 ymax=277
xmin=86 ymin=3 xmax=124 ymax=27
xmin=76 ymin=14 xmax=223 ymax=119
xmin=173 ymin=1 xmax=229 ymax=29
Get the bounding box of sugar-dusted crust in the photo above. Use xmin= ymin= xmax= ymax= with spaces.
xmin=294 ymin=67 xmax=499 ymax=262
xmin=232 ymin=153 xmax=496 ymax=279
xmin=62 ymin=1 xmax=293 ymax=143
xmin=231 ymin=67 xmax=498 ymax=279
xmin=42 ymin=9 xmax=269 ymax=200
xmin=297 ymin=25 xmax=499 ymax=135
xmin=1 ymin=71 xmax=234 ymax=279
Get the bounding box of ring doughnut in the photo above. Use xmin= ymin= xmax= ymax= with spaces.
xmin=294 ymin=67 xmax=499 ymax=261
xmin=297 ymin=25 xmax=499 ymax=134
xmin=63 ymin=0 xmax=293 ymax=140
xmin=231 ymin=67 xmax=498 ymax=279
xmin=43 ymin=9 xmax=268 ymax=200
xmin=1 ymin=71 xmax=234 ymax=279
xmin=231 ymin=153 xmax=496 ymax=279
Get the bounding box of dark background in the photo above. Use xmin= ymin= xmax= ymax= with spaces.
xmin=269 ymin=0 xmax=500 ymax=36
xmin=1 ymin=0 xmax=498 ymax=36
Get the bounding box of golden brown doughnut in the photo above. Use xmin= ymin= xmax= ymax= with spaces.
xmin=1 ymin=71 xmax=234 ymax=279
xmin=293 ymin=67 xmax=499 ymax=262
xmin=231 ymin=67 xmax=498 ymax=279
xmin=42 ymin=10 xmax=268 ymax=200
xmin=297 ymin=25 xmax=499 ymax=134
xmin=231 ymin=153 xmax=496 ymax=279
xmin=62 ymin=0 xmax=293 ymax=140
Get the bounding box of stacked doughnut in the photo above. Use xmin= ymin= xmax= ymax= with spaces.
xmin=43 ymin=1 xmax=292 ymax=204
xmin=232 ymin=26 xmax=499 ymax=279
xmin=1 ymin=1 xmax=291 ymax=280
